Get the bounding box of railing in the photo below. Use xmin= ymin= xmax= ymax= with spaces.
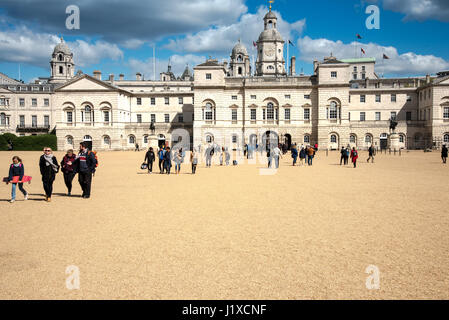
xmin=16 ymin=125 xmax=50 ymax=132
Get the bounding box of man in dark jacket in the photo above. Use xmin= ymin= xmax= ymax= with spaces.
xmin=74 ymin=142 xmax=97 ymax=199
xmin=340 ymin=146 xmax=346 ymax=165
xmin=442 ymin=144 xmax=448 ymax=164
xmin=144 ymin=147 xmax=155 ymax=173
xmin=367 ymin=145 xmax=376 ymax=163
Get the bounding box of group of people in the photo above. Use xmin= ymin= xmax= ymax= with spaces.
xmin=144 ymin=146 xmax=199 ymax=174
xmin=290 ymin=144 xmax=318 ymax=167
xmin=339 ymin=145 xmax=368 ymax=168
xmin=6 ymin=142 xmax=97 ymax=203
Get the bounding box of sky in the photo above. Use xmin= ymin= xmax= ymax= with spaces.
xmin=0 ymin=0 xmax=448 ymax=83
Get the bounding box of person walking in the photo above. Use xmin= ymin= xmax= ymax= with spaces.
xmin=39 ymin=147 xmax=59 ymax=202
xmin=191 ymin=148 xmax=198 ymax=174
xmin=273 ymin=144 xmax=282 ymax=168
xmin=225 ymin=148 xmax=231 ymax=166
xmin=144 ymin=147 xmax=155 ymax=173
xmin=158 ymin=147 xmax=165 ymax=174
xmin=219 ymin=147 xmax=225 ymax=166
xmin=135 ymin=143 xmax=140 ymax=152
xmin=74 ymin=142 xmax=96 ymax=199
xmin=291 ymin=144 xmax=298 ymax=166
xmin=340 ymin=146 xmax=346 ymax=165
xmin=367 ymin=145 xmax=375 ymax=163
xmin=441 ymin=144 xmax=448 ymax=164
xmin=299 ymin=146 xmax=306 ymax=166
xmin=164 ymin=147 xmax=172 ymax=174
xmin=7 ymin=156 xmax=28 ymax=203
xmin=61 ymin=149 xmax=76 ymax=196
xmin=205 ymin=145 xmax=214 ymax=168
xmin=350 ymin=147 xmax=359 ymax=168
xmin=344 ymin=146 xmax=350 ymax=165
xmin=307 ymin=145 xmax=314 ymax=166
xmin=174 ymin=148 xmax=183 ymax=174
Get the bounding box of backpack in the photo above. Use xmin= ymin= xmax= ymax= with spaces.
xmin=88 ymin=151 xmax=99 ymax=167
xmin=353 ymin=151 xmax=358 ymax=157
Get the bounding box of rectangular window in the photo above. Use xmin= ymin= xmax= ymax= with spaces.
xmin=19 ymin=115 xmax=25 ymax=127
xmin=205 ymin=110 xmax=212 ymax=120
xmin=443 ymin=107 xmax=449 ymax=119
xmin=391 ymin=94 xmax=397 ymax=102
xmin=375 ymin=94 xmax=381 ymax=102
xmin=178 ymin=114 xmax=183 ymax=123
xmin=178 ymin=97 xmax=183 ymax=105
xmin=19 ymin=98 xmax=25 ymax=107
xmin=304 ymin=94 xmax=310 ymax=99
xmin=360 ymin=95 xmax=366 ymax=103
xmin=44 ymin=115 xmax=49 ymax=127
xmin=32 ymin=98 xmax=37 ymax=106
xmin=285 ymin=95 xmax=291 ymax=99
xmin=137 ymin=98 xmax=142 ymax=105
xmin=348 ymin=112 xmax=351 ymax=121
xmin=32 ymin=115 xmax=37 ymax=127
xmin=67 ymin=111 xmax=73 ymax=123
xmin=164 ymin=114 xmax=169 ymax=123
xmin=375 ymin=112 xmax=381 ymax=121
xmin=331 ymin=71 xmax=337 ymax=78
xmin=231 ymin=95 xmax=237 ymax=100
xmin=137 ymin=114 xmax=142 ymax=123
xmin=151 ymin=97 xmax=156 ymax=105
xmin=151 ymin=114 xmax=156 ymax=123
xmin=231 ymin=109 xmax=237 ymax=121
xmin=232 ymin=135 xmax=237 ymax=143
xmin=284 ymin=108 xmax=290 ymax=120
xmin=362 ymin=66 xmax=366 ymax=72
xmin=406 ymin=111 xmax=412 ymax=121
xmin=262 ymin=109 xmax=266 ymax=120
xmin=251 ymin=95 xmax=256 ymax=99
xmin=164 ymin=97 xmax=169 ymax=105
xmin=44 ymin=98 xmax=49 ymax=106
xmin=406 ymin=95 xmax=412 ymax=102
xmin=304 ymin=108 xmax=310 ymax=120
xmin=250 ymin=109 xmax=256 ymax=120
xmin=360 ymin=112 xmax=366 ymax=121
xmin=353 ymin=74 xmax=357 ymax=80
xmin=361 ymin=73 xmax=366 ymax=80
xmin=104 ymin=111 xmax=110 ymax=122
xmin=206 ymin=73 xmax=212 ymax=80
xmin=353 ymin=66 xmax=357 ymax=72
xmin=391 ymin=111 xmax=397 ymax=120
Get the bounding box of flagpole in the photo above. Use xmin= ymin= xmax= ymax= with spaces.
xmin=287 ymin=40 xmax=289 ymax=76
xmin=153 ymin=45 xmax=156 ymax=81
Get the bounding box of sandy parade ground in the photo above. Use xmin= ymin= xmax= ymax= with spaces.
xmin=0 ymin=149 xmax=448 ymax=299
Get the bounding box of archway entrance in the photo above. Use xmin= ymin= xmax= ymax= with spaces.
xmin=83 ymin=135 xmax=92 ymax=151
xmin=262 ymin=130 xmax=279 ymax=151
xmin=284 ymin=134 xmax=292 ymax=150
xmin=380 ymin=133 xmax=388 ymax=150
xmin=158 ymin=134 xmax=166 ymax=148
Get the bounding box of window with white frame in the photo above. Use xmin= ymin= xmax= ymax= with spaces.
xmin=137 ymin=98 xmax=142 ymax=105
xmin=32 ymin=98 xmax=37 ymax=106
xmin=44 ymin=98 xmax=49 ymax=106
xmin=360 ymin=95 xmax=366 ymax=103
xmin=103 ymin=110 xmax=110 ymax=122
xmin=179 ymin=97 xmax=183 ymax=105
xmin=251 ymin=95 xmax=256 ymax=99
xmin=365 ymin=135 xmax=372 ymax=143
xmin=44 ymin=115 xmax=49 ymax=127
xmin=67 ymin=111 xmax=73 ymax=123
xmin=206 ymin=135 xmax=213 ymax=143
xmin=84 ymin=106 xmax=92 ymax=122
xmin=304 ymin=94 xmax=310 ymax=99
xmin=206 ymin=73 xmax=212 ymax=80
xmin=32 ymin=115 xmax=37 ymax=127
xmin=250 ymin=109 xmax=256 ymax=121
xmin=443 ymin=107 xmax=449 ymax=119
xmin=391 ymin=94 xmax=397 ymax=102
xmin=137 ymin=114 xmax=142 ymax=123
xmin=151 ymin=97 xmax=156 ymax=105
xmin=19 ymin=115 xmax=25 ymax=127
xmin=284 ymin=108 xmax=290 ymax=120
xmin=151 ymin=114 xmax=156 ymax=123
xmin=104 ymin=136 xmax=110 ymax=145
xmin=391 ymin=111 xmax=397 ymax=120
xmin=285 ymin=95 xmax=291 ymax=99
xmin=444 ymin=134 xmax=449 ymax=143
xmin=67 ymin=136 xmax=73 ymax=145
xmin=330 ymin=134 xmax=337 ymax=143
xmin=360 ymin=112 xmax=366 ymax=121
xmin=129 ymin=135 xmax=135 ymax=144
xmin=143 ymin=135 xmax=148 ymax=144
xmin=267 ymin=103 xmax=274 ymax=120
xmin=304 ymin=135 xmax=310 ymax=143
xmin=375 ymin=94 xmax=381 ymax=102
xmin=19 ymin=98 xmax=25 ymax=107
xmin=231 ymin=109 xmax=237 ymax=121
xmin=350 ymin=135 xmax=356 ymax=143
xmin=329 ymin=101 xmax=338 ymax=119
xmin=164 ymin=97 xmax=169 ymax=105
xmin=399 ymin=134 xmax=405 ymax=143
xmin=164 ymin=114 xmax=169 ymax=123
xmin=231 ymin=95 xmax=237 ymax=100
xmin=375 ymin=112 xmax=381 ymax=121
xmin=232 ymin=135 xmax=238 ymax=143
xmin=205 ymin=103 xmax=213 ymax=120
xmin=331 ymin=71 xmax=337 ymax=78
xmin=304 ymin=108 xmax=310 ymax=120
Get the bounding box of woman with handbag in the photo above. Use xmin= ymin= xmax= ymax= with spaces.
xmin=39 ymin=147 xmax=60 ymax=202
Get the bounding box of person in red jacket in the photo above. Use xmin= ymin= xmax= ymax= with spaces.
xmin=61 ymin=149 xmax=77 ymax=196
xmin=350 ymin=147 xmax=359 ymax=168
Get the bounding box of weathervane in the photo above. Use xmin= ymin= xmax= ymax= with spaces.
xmin=269 ymin=0 xmax=274 ymax=11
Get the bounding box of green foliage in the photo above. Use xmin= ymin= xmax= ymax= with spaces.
xmin=0 ymin=134 xmax=57 ymax=151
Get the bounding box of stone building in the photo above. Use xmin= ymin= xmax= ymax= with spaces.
xmin=1 ymin=8 xmax=449 ymax=151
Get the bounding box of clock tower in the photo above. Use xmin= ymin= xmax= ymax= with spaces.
xmin=255 ymin=7 xmax=286 ymax=76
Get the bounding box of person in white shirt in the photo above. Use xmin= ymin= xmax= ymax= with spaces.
xmin=272 ymin=145 xmax=282 ymax=168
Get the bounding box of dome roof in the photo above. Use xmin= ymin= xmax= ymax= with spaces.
xmin=53 ymin=37 xmax=72 ymax=55
xmin=231 ymin=42 xmax=248 ymax=57
xmin=264 ymin=10 xmax=277 ymax=20
xmin=258 ymin=29 xmax=283 ymax=42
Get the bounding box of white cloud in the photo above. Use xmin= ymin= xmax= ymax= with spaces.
xmin=165 ymin=6 xmax=306 ymax=56
xmin=0 ymin=26 xmax=123 ymax=69
xmin=127 ymin=54 xmax=207 ymax=80
xmin=297 ymin=36 xmax=449 ymax=76
xmin=382 ymin=0 xmax=449 ymax=22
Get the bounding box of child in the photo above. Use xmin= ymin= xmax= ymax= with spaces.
xmin=7 ymin=156 xmax=28 ymax=203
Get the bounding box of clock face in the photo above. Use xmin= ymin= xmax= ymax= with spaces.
xmin=266 ymin=48 xmax=275 ymax=57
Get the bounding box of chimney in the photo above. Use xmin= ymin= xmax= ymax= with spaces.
xmin=426 ymin=74 xmax=430 ymax=84
xmin=93 ymin=70 xmax=102 ymax=80
xmin=313 ymin=60 xmax=318 ymax=75
xmin=119 ymin=74 xmax=124 ymax=81
xmin=109 ymin=74 xmax=114 ymax=85
xmin=136 ymin=72 xmax=142 ymax=81
xmin=290 ymin=56 xmax=296 ymax=76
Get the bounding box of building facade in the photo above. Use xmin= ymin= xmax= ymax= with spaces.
xmin=1 ymin=8 xmax=449 ymax=151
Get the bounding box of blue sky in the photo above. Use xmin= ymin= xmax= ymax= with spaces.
xmin=0 ymin=0 xmax=448 ymax=83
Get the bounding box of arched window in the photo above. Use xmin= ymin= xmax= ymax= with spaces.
xmin=59 ymin=66 xmax=64 ymax=74
xmin=329 ymin=101 xmax=338 ymax=119
xmin=206 ymin=135 xmax=213 ymax=143
xmin=444 ymin=134 xmax=449 ymax=143
xmin=83 ymin=135 xmax=92 ymax=141
xmin=399 ymin=134 xmax=405 ymax=143
xmin=304 ymin=135 xmax=310 ymax=144
xmin=66 ymin=136 xmax=73 ymax=145
xmin=205 ymin=103 xmax=213 ymax=120
xmin=143 ymin=135 xmax=148 ymax=144
xmin=350 ymin=134 xmax=356 ymax=143
xmin=129 ymin=135 xmax=135 ymax=144
xmin=237 ymin=55 xmax=242 ymax=62
xmin=330 ymin=134 xmax=337 ymax=143
xmin=103 ymin=136 xmax=110 ymax=145
xmin=365 ymin=135 xmax=372 ymax=143
xmin=58 ymin=54 xmax=63 ymax=61
xmin=267 ymin=103 xmax=274 ymax=120
xmin=380 ymin=133 xmax=388 ymax=139
xmin=84 ymin=106 xmax=92 ymax=123
xmin=238 ymin=67 xmax=242 ymax=75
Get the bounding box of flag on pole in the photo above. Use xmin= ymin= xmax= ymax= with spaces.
xmin=356 ymin=34 xmax=362 ymax=39
xmin=288 ymin=40 xmax=295 ymax=47
xmin=383 ymin=53 xmax=390 ymax=59
xmin=361 ymin=48 xmax=365 ymax=55
xmin=253 ymin=41 xmax=257 ymax=47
